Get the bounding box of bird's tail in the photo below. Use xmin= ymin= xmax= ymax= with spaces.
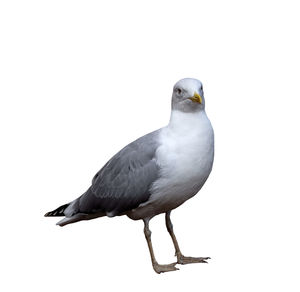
xmin=44 ymin=203 xmax=70 ymax=217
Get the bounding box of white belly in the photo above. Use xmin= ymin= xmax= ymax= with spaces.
xmin=128 ymin=110 xmax=214 ymax=220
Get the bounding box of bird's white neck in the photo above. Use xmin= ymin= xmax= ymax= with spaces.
xmin=168 ymin=110 xmax=208 ymax=134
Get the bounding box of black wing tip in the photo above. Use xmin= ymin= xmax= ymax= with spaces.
xmin=44 ymin=203 xmax=70 ymax=217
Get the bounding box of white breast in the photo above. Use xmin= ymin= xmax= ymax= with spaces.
xmin=129 ymin=110 xmax=214 ymax=220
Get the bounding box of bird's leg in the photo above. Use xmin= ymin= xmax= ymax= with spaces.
xmin=165 ymin=211 xmax=210 ymax=265
xmin=143 ymin=218 xmax=178 ymax=274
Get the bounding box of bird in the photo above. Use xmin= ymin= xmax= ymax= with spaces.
xmin=45 ymin=78 xmax=214 ymax=273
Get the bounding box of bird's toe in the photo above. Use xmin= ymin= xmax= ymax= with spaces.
xmin=177 ymin=255 xmax=211 ymax=265
xmin=153 ymin=262 xmax=179 ymax=274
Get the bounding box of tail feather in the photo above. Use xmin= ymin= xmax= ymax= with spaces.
xmin=56 ymin=214 xmax=86 ymax=226
xmin=56 ymin=213 xmax=105 ymax=227
xmin=44 ymin=203 xmax=70 ymax=217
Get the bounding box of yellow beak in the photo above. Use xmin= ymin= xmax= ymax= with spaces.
xmin=189 ymin=92 xmax=203 ymax=104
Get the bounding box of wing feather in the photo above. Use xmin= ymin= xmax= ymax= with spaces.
xmin=69 ymin=130 xmax=160 ymax=217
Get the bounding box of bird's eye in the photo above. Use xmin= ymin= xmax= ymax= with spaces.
xmin=176 ymin=88 xmax=182 ymax=94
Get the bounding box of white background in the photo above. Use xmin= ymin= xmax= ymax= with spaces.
xmin=1 ymin=0 xmax=299 ymax=291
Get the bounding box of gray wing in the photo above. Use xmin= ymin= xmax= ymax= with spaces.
xmin=69 ymin=130 xmax=161 ymax=217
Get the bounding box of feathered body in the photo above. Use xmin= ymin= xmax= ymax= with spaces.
xmin=128 ymin=110 xmax=214 ymax=219
xmin=45 ymin=78 xmax=214 ymax=227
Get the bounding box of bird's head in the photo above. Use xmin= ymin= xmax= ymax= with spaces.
xmin=171 ymin=78 xmax=205 ymax=113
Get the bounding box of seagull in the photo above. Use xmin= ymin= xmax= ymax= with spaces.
xmin=45 ymin=78 xmax=214 ymax=273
